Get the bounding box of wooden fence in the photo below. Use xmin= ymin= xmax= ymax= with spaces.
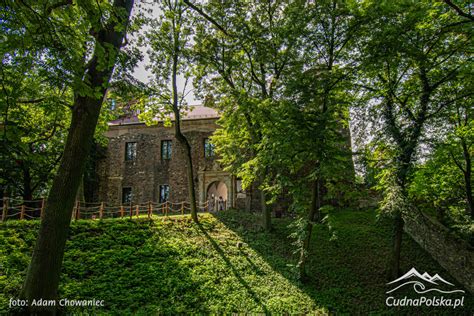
xmin=0 ymin=197 xmax=220 ymax=222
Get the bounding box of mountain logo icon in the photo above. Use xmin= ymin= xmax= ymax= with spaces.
xmin=386 ymin=268 xmax=465 ymax=294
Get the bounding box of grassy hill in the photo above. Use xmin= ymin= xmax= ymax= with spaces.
xmin=1 ymin=209 xmax=472 ymax=314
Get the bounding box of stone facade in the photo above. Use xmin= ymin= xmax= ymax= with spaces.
xmin=95 ymin=106 xmax=257 ymax=210
xmin=404 ymin=213 xmax=474 ymax=294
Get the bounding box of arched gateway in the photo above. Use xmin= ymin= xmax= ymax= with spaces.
xmin=197 ymin=169 xmax=234 ymax=210
xmin=207 ymin=181 xmax=228 ymax=211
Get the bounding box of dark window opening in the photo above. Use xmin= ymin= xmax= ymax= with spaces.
xmin=125 ymin=142 xmax=137 ymax=161
xmin=122 ymin=187 xmax=132 ymax=204
xmin=204 ymin=138 xmax=215 ymax=158
xmin=161 ymin=140 xmax=172 ymax=160
xmin=159 ymin=185 xmax=170 ymax=203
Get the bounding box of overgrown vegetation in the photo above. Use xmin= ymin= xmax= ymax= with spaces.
xmin=1 ymin=210 xmax=472 ymax=314
xmin=1 ymin=0 xmax=472 ymax=312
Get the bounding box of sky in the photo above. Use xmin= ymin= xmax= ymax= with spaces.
xmin=130 ymin=1 xmax=199 ymax=105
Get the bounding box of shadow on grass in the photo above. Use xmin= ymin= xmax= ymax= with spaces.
xmin=196 ymin=223 xmax=269 ymax=314
xmin=61 ymin=219 xmax=216 ymax=314
xmin=1 ymin=219 xmax=209 ymax=314
xmin=212 ymin=209 xmax=474 ymax=315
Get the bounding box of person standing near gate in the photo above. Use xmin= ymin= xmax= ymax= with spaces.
xmin=218 ymin=196 xmax=224 ymax=211
xmin=208 ymin=194 xmax=215 ymax=212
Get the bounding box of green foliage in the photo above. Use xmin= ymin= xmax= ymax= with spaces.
xmin=195 ymin=1 xmax=358 ymax=252
xmin=410 ymin=148 xmax=465 ymax=212
xmin=135 ymin=0 xmax=194 ymax=125
xmin=353 ymin=0 xmax=473 ymax=221
xmin=0 ymin=0 xmax=141 ymax=199
xmin=409 ymin=113 xmax=473 ymax=242
xmin=193 ymin=0 xmax=311 ymax=187
xmin=1 ymin=210 xmax=472 ymax=314
xmin=0 ymin=215 xmax=323 ymax=314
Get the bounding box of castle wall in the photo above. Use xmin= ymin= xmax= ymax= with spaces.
xmin=96 ymin=118 xmax=227 ymax=206
xmin=96 ymin=115 xmax=272 ymax=213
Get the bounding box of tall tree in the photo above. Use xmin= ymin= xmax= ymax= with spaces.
xmin=253 ymin=0 xmax=359 ymax=281
xmin=356 ymin=0 xmax=472 ymax=279
xmin=12 ymin=0 xmax=135 ymax=312
xmin=190 ymin=0 xmax=308 ymax=231
xmin=188 ymin=0 xmax=357 ymax=279
xmin=138 ymin=0 xmax=199 ymax=223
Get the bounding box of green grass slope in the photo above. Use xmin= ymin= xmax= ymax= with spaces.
xmin=0 ymin=209 xmax=472 ymax=314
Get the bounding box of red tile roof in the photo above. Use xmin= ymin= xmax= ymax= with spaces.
xmin=109 ymin=105 xmax=219 ymax=126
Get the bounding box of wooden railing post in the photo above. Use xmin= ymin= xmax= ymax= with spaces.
xmin=75 ymin=201 xmax=80 ymax=221
xmin=99 ymin=202 xmax=104 ymax=220
xmin=120 ymin=205 xmax=124 ymax=218
xmin=129 ymin=202 xmax=132 ymax=219
xmin=40 ymin=198 xmax=45 ymax=219
xmin=181 ymin=201 xmax=184 ymax=216
xmin=166 ymin=201 xmax=169 ymax=216
xmin=20 ymin=204 xmax=25 ymax=220
xmin=135 ymin=205 xmax=139 ymax=218
xmin=72 ymin=203 xmax=76 ymax=221
xmin=148 ymin=201 xmax=152 ymax=219
xmin=161 ymin=202 xmax=164 ymax=215
xmin=2 ymin=197 xmax=8 ymax=222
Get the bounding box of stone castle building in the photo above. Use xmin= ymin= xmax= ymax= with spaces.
xmin=95 ymin=106 xmax=253 ymax=210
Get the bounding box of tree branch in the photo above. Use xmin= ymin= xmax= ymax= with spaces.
xmin=449 ymin=149 xmax=466 ymax=173
xmin=443 ymin=0 xmax=474 ymax=22
xmin=183 ymin=0 xmax=230 ymax=36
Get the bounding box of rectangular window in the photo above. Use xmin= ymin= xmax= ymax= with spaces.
xmin=122 ymin=187 xmax=132 ymax=204
xmin=204 ymin=138 xmax=215 ymax=158
xmin=159 ymin=185 xmax=170 ymax=203
xmin=125 ymin=142 xmax=137 ymax=161
xmin=161 ymin=140 xmax=172 ymax=160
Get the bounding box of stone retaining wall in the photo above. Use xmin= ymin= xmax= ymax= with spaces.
xmin=404 ymin=213 xmax=474 ymax=294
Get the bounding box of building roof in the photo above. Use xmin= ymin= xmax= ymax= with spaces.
xmin=109 ymin=105 xmax=220 ymax=126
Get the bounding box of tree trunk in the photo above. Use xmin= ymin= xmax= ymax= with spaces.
xmin=170 ymin=33 xmax=198 ymax=223
xmin=19 ymin=1 xmax=133 ymax=313
xmin=177 ymin=134 xmax=198 ymax=223
xmin=388 ymin=212 xmax=404 ymax=280
xmin=22 ymin=166 xmax=33 ymax=205
xmin=461 ymin=140 xmax=473 ymax=218
xmin=299 ymin=178 xmax=320 ymax=282
xmin=261 ymin=188 xmax=271 ymax=232
xmin=384 ymin=66 xmax=430 ymax=279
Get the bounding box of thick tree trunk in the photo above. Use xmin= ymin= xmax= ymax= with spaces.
xmin=299 ymin=178 xmax=320 ymax=282
xmin=384 ymin=67 xmax=430 ymax=279
xmin=20 ymin=96 xmax=103 ymax=313
xmin=389 ymin=212 xmax=404 ymax=280
xmin=387 ymin=165 xmax=410 ymax=280
xmin=19 ymin=1 xmax=133 ymax=313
